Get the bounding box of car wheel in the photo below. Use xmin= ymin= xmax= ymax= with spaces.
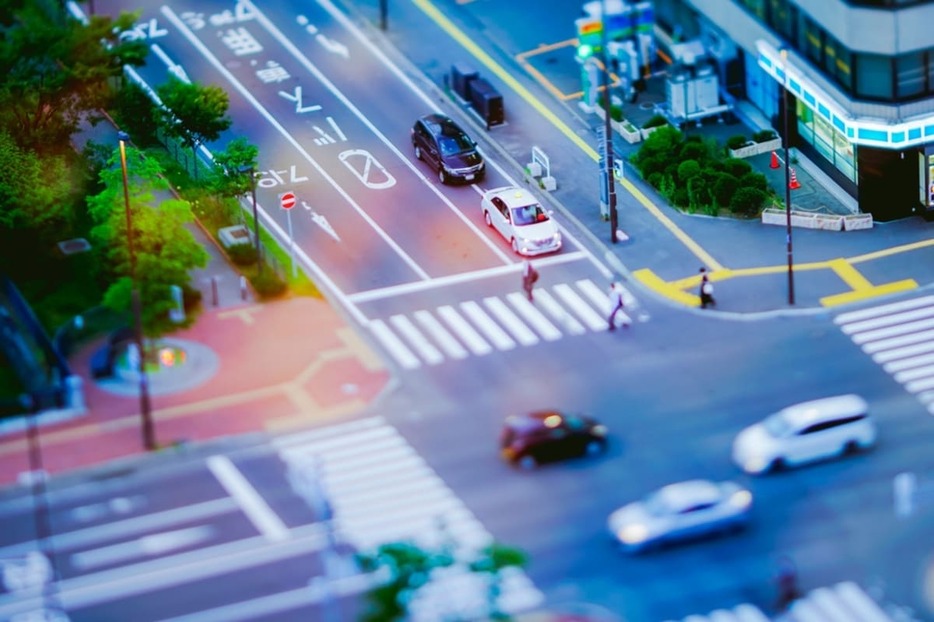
xmin=768 ymin=457 xmax=785 ymax=473
xmin=439 ymin=168 xmax=448 ymax=184
xmin=414 ymin=144 xmax=422 ymax=160
xmin=843 ymin=440 xmax=859 ymax=455
xmin=585 ymin=440 xmax=604 ymax=456
xmin=511 ymin=238 xmax=519 ymax=254
xmin=517 ymin=454 xmax=537 ymax=471
xmin=484 ymin=210 xmax=493 ymax=227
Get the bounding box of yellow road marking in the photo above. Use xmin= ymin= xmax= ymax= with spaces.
xmin=821 ymin=279 xmax=918 ymax=307
xmin=634 ymin=268 xmax=701 ymax=306
xmin=849 ymin=237 xmax=934 ymax=263
xmin=411 ymin=0 xmax=723 ymax=270
xmin=828 ymin=257 xmax=872 ymax=290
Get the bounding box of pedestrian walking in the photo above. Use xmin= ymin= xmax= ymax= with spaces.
xmin=699 ymin=267 xmax=715 ymax=309
xmin=521 ymin=260 xmax=539 ymax=302
xmin=607 ymin=282 xmax=627 ymax=331
xmin=774 ymin=555 xmax=800 ymax=611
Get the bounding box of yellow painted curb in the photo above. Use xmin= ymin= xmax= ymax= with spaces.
xmin=634 ymin=268 xmax=701 ymax=306
xmin=820 ymin=279 xmax=918 ymax=307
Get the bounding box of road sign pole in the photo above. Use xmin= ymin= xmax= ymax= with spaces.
xmin=287 ymin=208 xmax=296 ymax=279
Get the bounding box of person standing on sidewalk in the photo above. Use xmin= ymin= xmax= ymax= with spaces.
xmin=522 ymin=260 xmax=539 ymax=302
xmin=607 ymin=282 xmax=626 ymax=331
xmin=699 ymin=267 xmax=715 ymax=309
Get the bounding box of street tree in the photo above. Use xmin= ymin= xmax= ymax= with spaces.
xmin=0 ymin=130 xmax=78 ymax=236
xmin=156 ymin=77 xmax=232 ymax=179
xmin=209 ymin=136 xmax=259 ymax=199
xmin=0 ymin=5 xmax=146 ymax=154
xmin=87 ymin=144 xmax=207 ymax=335
xmin=357 ymin=540 xmax=529 ymax=621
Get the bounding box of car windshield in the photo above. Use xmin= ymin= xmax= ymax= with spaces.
xmin=642 ymin=492 xmax=671 ymax=517
xmin=763 ymin=411 xmax=793 ymax=437
xmin=510 ymin=203 xmax=549 ymax=226
xmin=438 ymin=131 xmax=474 ymax=156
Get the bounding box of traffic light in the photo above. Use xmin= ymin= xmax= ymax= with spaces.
xmin=575 ymin=15 xmax=602 ymax=60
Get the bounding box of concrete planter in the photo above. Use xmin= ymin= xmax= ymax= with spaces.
xmin=641 ymin=125 xmax=666 ymax=140
xmin=761 ymin=207 xmax=844 ymax=231
xmin=595 ymin=107 xmax=642 ymax=144
xmin=843 ymin=213 xmax=874 ymax=230
xmin=729 ymin=137 xmax=782 ymax=159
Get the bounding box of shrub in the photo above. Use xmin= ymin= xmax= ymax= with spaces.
xmin=752 ymin=129 xmax=778 ymax=143
xmin=647 ymin=172 xmax=664 ymax=189
xmin=677 ymin=159 xmax=701 ymax=183
xmin=610 ymin=104 xmax=624 ymax=122
xmin=726 ymin=134 xmax=749 ymax=150
xmin=730 ymin=187 xmax=768 ymax=216
xmin=722 ymin=158 xmax=753 ymax=178
xmin=226 ymin=243 xmax=258 ymax=266
xmin=642 ymin=114 xmax=669 ymax=129
xmin=739 ymin=171 xmax=769 ymax=192
xmin=252 ymin=270 xmax=287 ymax=299
xmin=678 ymin=140 xmax=710 ymax=163
xmin=712 ymin=173 xmax=739 ymax=207
xmin=671 ymin=187 xmax=690 ymax=207
xmin=637 ymin=154 xmax=669 ymax=179
xmin=687 ymin=176 xmax=712 ymax=212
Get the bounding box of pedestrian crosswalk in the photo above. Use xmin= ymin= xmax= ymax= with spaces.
xmin=666 ymin=581 xmax=895 ymax=622
xmin=834 ymin=294 xmax=934 ymax=414
xmin=369 ymin=279 xmax=638 ymax=369
xmin=273 ymin=416 xmax=543 ymax=621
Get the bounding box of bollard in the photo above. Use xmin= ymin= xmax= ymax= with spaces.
xmin=211 ymin=275 xmax=219 ymax=307
xmin=894 ymin=472 xmax=916 ymax=518
xmin=240 ymin=275 xmax=248 ymax=301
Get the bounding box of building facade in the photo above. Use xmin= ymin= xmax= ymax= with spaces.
xmin=653 ymin=0 xmax=934 ymax=220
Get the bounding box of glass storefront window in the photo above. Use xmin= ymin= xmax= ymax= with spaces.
xmin=796 ymin=100 xmax=857 ymax=182
xmin=928 ymin=155 xmax=934 ymax=206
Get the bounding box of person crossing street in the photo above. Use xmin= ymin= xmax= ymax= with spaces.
xmin=607 ymin=282 xmax=627 ymax=331
xmin=699 ymin=267 xmax=716 ymax=309
xmin=521 ymin=260 xmax=539 ymax=302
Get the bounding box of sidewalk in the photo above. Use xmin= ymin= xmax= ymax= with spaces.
xmin=0 ymin=118 xmax=390 ymax=487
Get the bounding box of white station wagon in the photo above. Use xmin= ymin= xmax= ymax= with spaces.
xmin=732 ymin=394 xmax=877 ymax=475
xmin=480 ymin=186 xmax=562 ymax=256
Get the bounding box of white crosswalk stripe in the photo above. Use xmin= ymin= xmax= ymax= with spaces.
xmin=274 ymin=417 xmax=544 ymax=621
xmin=835 ymin=295 xmax=934 ymax=414
xmin=666 ymin=581 xmax=895 ymax=622
xmin=369 ymin=279 xmax=638 ymax=369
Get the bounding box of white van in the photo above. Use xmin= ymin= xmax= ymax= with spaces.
xmin=731 ymin=394 xmax=877 ymax=475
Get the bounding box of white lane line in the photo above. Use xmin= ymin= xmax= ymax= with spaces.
xmin=206 ymin=456 xmax=290 ymax=543
xmin=834 ymin=296 xmax=934 ymax=325
xmin=272 ymin=416 xmax=385 ymax=449
xmin=460 ymin=301 xmax=516 ymax=350
xmin=885 ymin=351 xmax=934 ymax=374
xmin=390 ymin=314 xmax=444 ymax=365
xmin=483 ymin=297 xmax=538 ymax=346
xmin=535 ymin=289 xmax=585 ymax=335
xmin=347 ymin=252 xmax=588 ymax=303
xmin=852 ymin=317 xmax=934 ymax=344
xmin=161 ymin=6 xmax=432 ymax=281
xmin=894 ymin=363 xmax=934 ymax=383
xmin=415 ymin=310 xmax=469 ymax=359
xmin=232 ymin=4 xmax=513 ymax=266
xmin=840 ymin=305 xmax=934 ymax=334
xmin=437 ymin=306 xmax=493 ymax=355
xmin=72 ymin=526 xmax=215 ymax=571
xmin=861 ymin=328 xmax=934 ymax=354
xmin=555 ymin=283 xmax=607 ymax=331
xmin=506 ymin=293 xmax=562 ymax=340
xmin=872 ymin=339 xmax=934 ymax=364
xmin=370 ymin=319 xmax=421 ymax=369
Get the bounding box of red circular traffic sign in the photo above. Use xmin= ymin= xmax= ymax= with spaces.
xmin=280 ymin=191 xmax=296 ymax=210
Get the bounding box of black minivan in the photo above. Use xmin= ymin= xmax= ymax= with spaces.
xmin=411 ymin=113 xmax=485 ymax=184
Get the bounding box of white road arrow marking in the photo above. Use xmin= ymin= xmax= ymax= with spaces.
xmin=71 ymin=526 xmax=214 ymax=571
xmin=338 ymin=149 xmax=396 ymax=189
xmin=316 ymin=34 xmax=349 ymax=58
xmin=278 ymin=86 xmax=322 ymax=114
xmin=301 ymin=201 xmax=340 ymax=241
xmin=151 ymin=43 xmax=190 ymax=83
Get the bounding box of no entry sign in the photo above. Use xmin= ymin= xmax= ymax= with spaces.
xmin=280 ymin=191 xmax=296 ymax=210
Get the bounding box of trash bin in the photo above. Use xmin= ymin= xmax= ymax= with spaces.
xmin=468 ymin=77 xmax=504 ymax=127
xmin=451 ymin=63 xmax=478 ymax=100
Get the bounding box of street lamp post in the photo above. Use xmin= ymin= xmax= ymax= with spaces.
xmin=117 ymin=132 xmax=156 ymax=451
xmin=781 ymin=50 xmax=796 ymax=305
xmin=239 ymin=165 xmax=263 ymax=276
xmin=600 ymin=0 xmax=618 ymax=243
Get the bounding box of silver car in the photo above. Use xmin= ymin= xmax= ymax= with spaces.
xmin=607 ymin=480 xmax=752 ymax=553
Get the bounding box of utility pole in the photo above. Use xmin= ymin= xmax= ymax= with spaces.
xmin=780 ymin=50 xmax=795 ymax=305
xmin=600 ymin=0 xmax=618 ymax=243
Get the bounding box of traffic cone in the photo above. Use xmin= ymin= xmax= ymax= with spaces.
xmin=770 ymin=151 xmax=780 ymax=169
xmin=789 ymin=167 xmax=801 ymax=190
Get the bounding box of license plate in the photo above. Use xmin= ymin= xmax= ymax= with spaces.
xmin=465 ymin=174 xmax=475 ymax=181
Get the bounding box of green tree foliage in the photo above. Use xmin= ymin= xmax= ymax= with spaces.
xmin=157 ymin=77 xmax=232 ymax=178
xmin=676 ymin=159 xmax=701 ymax=184
xmin=357 ymin=540 xmax=529 ymax=622
xmin=730 ymin=186 xmax=768 ymax=216
xmin=739 ymin=171 xmax=769 ymax=193
xmin=87 ymin=145 xmax=207 ymax=334
xmin=713 ymin=173 xmax=740 ymax=208
xmin=0 ymin=131 xmax=78 ymax=236
xmin=209 ymin=136 xmax=259 ymax=199
xmin=0 ymin=6 xmax=146 ymax=154
xmin=722 ymin=158 xmax=753 ymax=178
